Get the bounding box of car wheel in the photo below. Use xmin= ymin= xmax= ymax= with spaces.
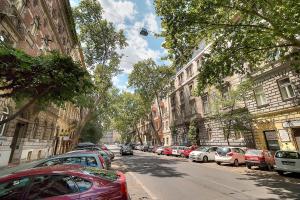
xmin=277 ymin=170 xmax=284 ymax=175
xmin=203 ymin=156 xmax=208 ymax=163
xmin=234 ymin=159 xmax=239 ymax=167
xmin=267 ymin=164 xmax=272 ymax=171
xmin=246 ymin=163 xmax=251 ymax=169
xmin=216 ymin=162 xmax=221 ymax=165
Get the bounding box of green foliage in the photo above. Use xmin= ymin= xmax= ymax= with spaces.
xmin=188 ymin=121 xmax=197 ymax=145
xmin=80 ymin=120 xmax=103 ymax=143
xmin=128 ymin=59 xmax=175 ymax=103
xmin=155 ymin=0 xmax=300 ymax=92
xmin=0 ymin=45 xmax=93 ymax=106
xmin=73 ymin=0 xmax=127 ymax=67
xmin=208 ymin=80 xmax=253 ymax=144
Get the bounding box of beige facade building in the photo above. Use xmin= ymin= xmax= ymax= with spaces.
xmin=0 ymin=0 xmax=83 ymax=166
xmin=245 ymin=64 xmax=300 ymax=151
xmin=169 ymin=45 xmax=207 ymax=145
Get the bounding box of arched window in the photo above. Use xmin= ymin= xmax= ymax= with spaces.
xmin=0 ymin=107 xmax=10 ymax=136
xmin=32 ymin=118 xmax=39 ymax=139
xmin=42 ymin=121 xmax=47 ymax=140
xmin=50 ymin=123 xmax=55 ymax=139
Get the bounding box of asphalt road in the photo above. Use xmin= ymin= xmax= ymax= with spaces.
xmin=115 ymin=149 xmax=300 ymax=200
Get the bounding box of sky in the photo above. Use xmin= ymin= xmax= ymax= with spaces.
xmin=70 ymin=0 xmax=166 ymax=92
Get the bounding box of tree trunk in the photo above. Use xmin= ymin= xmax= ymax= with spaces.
xmin=135 ymin=125 xmax=143 ymax=145
xmin=0 ymin=87 xmax=52 ymax=126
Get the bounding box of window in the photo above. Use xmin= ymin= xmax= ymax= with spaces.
xmin=72 ymin=177 xmax=92 ymax=192
xmin=171 ymin=95 xmax=176 ymax=106
xmin=86 ymin=157 xmax=98 ymax=167
xmin=189 ymin=84 xmax=194 ymax=97
xmin=186 ymin=65 xmax=193 ymax=78
xmin=27 ymin=175 xmax=77 ymax=199
xmin=179 ymin=90 xmax=184 ymax=103
xmin=0 ymin=177 xmax=31 ymax=199
xmin=32 ymin=118 xmax=39 ymax=139
xmin=63 ymin=157 xmax=86 ymax=165
xmin=37 ymin=158 xmax=62 ymax=167
xmin=166 ymin=121 xmax=169 ymax=130
xmin=178 ymin=73 xmax=183 ymax=85
xmin=166 ymin=137 xmax=169 ymax=145
xmin=222 ymin=84 xmax=230 ymax=100
xmin=42 ymin=121 xmax=47 ymax=140
xmin=202 ymin=95 xmax=209 ymax=114
xmin=278 ymin=77 xmax=295 ymax=100
xmin=197 ymin=58 xmax=202 ymax=69
xmin=254 ymin=86 xmax=267 ymax=106
xmin=190 ymin=101 xmax=196 ymax=114
xmin=27 ymin=151 xmax=32 ymax=161
xmin=0 ymin=107 xmax=9 ymax=136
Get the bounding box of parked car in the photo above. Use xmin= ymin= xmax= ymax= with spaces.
xmin=274 ymin=150 xmax=300 ymax=175
xmin=0 ymin=165 xmax=130 ymax=200
xmin=215 ymin=147 xmax=246 ymax=166
xmin=182 ymin=146 xmax=198 ymax=158
xmin=67 ymin=150 xmax=111 ymax=169
xmin=76 ymin=146 xmax=115 ymax=161
xmin=189 ymin=146 xmax=218 ymax=162
xmin=172 ymin=146 xmax=186 ymax=156
xmin=135 ymin=145 xmax=142 ymax=150
xmin=156 ymin=146 xmax=165 ymax=155
xmin=148 ymin=145 xmax=154 ymax=152
xmin=162 ymin=146 xmax=172 ymax=156
xmin=120 ymin=145 xmax=133 ymax=155
xmin=35 ymin=152 xmax=106 ymax=169
xmin=142 ymin=145 xmax=149 ymax=152
xmin=152 ymin=146 xmax=160 ymax=153
xmin=245 ymin=149 xmax=275 ymax=170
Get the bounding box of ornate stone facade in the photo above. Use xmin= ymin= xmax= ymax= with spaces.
xmin=0 ymin=0 xmax=83 ymax=166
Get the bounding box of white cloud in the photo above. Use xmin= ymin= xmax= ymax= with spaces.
xmin=99 ymin=0 xmax=137 ymax=29
xmin=145 ymin=0 xmax=152 ymax=7
xmin=144 ymin=13 xmax=160 ymax=34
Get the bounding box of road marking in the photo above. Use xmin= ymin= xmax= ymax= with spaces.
xmin=127 ymin=171 xmax=158 ymax=200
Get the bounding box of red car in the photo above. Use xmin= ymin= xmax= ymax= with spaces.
xmin=162 ymin=146 xmax=172 ymax=156
xmin=182 ymin=146 xmax=198 ymax=158
xmin=245 ymin=149 xmax=275 ymax=170
xmin=0 ymin=165 xmax=129 ymax=200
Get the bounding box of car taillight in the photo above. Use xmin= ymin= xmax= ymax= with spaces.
xmin=227 ymin=152 xmax=233 ymax=156
xmin=117 ymin=172 xmax=129 ymax=199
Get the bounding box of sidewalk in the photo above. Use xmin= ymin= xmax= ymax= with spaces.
xmin=111 ymin=157 xmax=153 ymax=200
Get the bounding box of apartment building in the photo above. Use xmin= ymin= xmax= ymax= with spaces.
xmin=0 ymin=0 xmax=83 ymax=166
xmin=245 ymin=63 xmax=300 ymax=151
xmin=169 ymin=47 xmax=206 ymax=146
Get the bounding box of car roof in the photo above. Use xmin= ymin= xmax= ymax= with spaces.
xmin=50 ymin=152 xmax=100 ymax=159
xmin=0 ymin=165 xmax=83 ymax=181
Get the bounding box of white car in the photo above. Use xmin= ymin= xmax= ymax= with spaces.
xmin=189 ymin=146 xmax=218 ymax=162
xmin=156 ymin=146 xmax=164 ymax=155
xmin=172 ymin=146 xmax=186 ymax=156
xmin=215 ymin=147 xmax=246 ymax=166
xmin=274 ymin=150 xmax=300 ymax=175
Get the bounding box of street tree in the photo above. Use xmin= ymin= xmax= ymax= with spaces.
xmin=155 ymin=0 xmax=300 ymax=92
xmin=112 ymin=92 xmax=147 ymax=145
xmin=187 ymin=120 xmax=198 ymax=145
xmin=209 ymin=80 xmax=253 ymax=146
xmin=0 ymin=45 xmax=93 ymax=125
xmin=72 ymin=0 xmax=127 ymax=139
xmin=128 ymin=59 xmax=174 ymax=145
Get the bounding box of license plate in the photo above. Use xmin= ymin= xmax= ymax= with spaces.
xmin=282 ymin=161 xmax=295 ymax=166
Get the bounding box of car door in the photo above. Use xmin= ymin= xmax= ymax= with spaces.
xmin=207 ymin=147 xmax=217 ymax=160
xmin=26 ymin=175 xmax=80 ymax=200
xmin=0 ymin=176 xmax=31 ymax=199
xmin=237 ymin=148 xmax=245 ymax=163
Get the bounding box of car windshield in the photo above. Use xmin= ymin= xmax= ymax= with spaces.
xmin=246 ymin=150 xmax=262 ymax=155
xmin=196 ymin=147 xmax=208 ymax=152
xmin=275 ymin=151 xmax=300 ymax=159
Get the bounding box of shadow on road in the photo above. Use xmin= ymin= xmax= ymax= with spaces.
xmin=121 ymin=154 xmax=188 ymax=178
xmin=237 ymin=170 xmax=300 ymax=200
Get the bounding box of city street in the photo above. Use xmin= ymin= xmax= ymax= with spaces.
xmin=111 ymin=148 xmax=300 ymax=200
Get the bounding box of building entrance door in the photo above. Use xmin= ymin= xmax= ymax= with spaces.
xmin=293 ymin=128 xmax=300 ymax=151
xmin=9 ymin=123 xmax=25 ymax=163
